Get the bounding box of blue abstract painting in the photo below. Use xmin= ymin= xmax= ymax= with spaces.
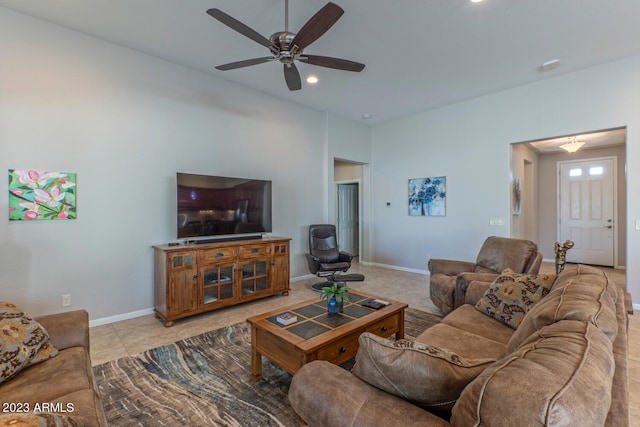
xmin=409 ymin=176 xmax=446 ymax=216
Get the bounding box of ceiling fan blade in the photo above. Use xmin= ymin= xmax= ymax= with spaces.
xmin=215 ymin=57 xmax=275 ymax=71
xmin=291 ymin=2 xmax=344 ymax=50
xmin=301 ymin=55 xmax=365 ymax=72
xmin=207 ymin=9 xmax=275 ymax=49
xmin=283 ymin=63 xmax=302 ymax=91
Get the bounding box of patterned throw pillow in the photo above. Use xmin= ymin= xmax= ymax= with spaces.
xmin=475 ymin=271 xmax=556 ymax=329
xmin=0 ymin=302 xmax=58 ymax=384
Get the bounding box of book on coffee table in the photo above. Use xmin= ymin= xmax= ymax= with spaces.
xmin=276 ymin=312 xmax=298 ymax=325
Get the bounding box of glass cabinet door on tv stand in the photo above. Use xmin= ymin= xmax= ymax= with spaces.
xmin=241 ymin=260 xmax=269 ymax=295
xmin=201 ymin=264 xmax=235 ymax=305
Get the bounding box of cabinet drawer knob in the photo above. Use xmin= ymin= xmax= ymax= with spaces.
xmin=251 ymin=248 xmax=259 ymax=253
xmin=381 ymin=326 xmax=388 ymax=332
xmin=215 ymin=252 xmax=224 ymax=258
xmin=339 ymin=346 xmax=347 ymax=353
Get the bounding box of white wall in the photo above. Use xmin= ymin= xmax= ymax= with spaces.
xmin=371 ymin=55 xmax=640 ymax=304
xmin=510 ymin=143 xmax=538 ymax=242
xmin=326 ymin=113 xmax=371 ymax=261
xmin=0 ymin=8 xmax=357 ymax=320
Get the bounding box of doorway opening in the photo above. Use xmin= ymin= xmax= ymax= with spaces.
xmin=336 ymin=182 xmax=359 ymax=257
xmin=334 ymin=159 xmax=365 ymax=261
xmin=510 ymin=127 xmax=626 ymax=269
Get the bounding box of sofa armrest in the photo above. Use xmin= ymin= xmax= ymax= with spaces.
xmin=455 ymin=273 xmax=499 ymax=308
xmin=428 ymin=259 xmax=476 ymax=276
xmin=289 ymin=361 xmax=450 ymax=427
xmin=35 ymin=309 xmax=89 ymax=351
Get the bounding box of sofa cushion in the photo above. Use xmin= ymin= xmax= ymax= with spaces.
xmin=475 ymin=271 xmax=556 ymax=329
xmin=352 ymin=332 xmax=496 ymax=412
xmin=452 ymin=320 xmax=615 ymax=427
xmin=0 ymin=412 xmax=88 ymax=426
xmin=0 ymin=302 xmax=58 ymax=384
xmin=507 ymin=264 xmax=619 ymax=353
xmin=441 ymin=304 xmax=514 ymax=345
xmin=0 ymin=347 xmax=91 ymax=403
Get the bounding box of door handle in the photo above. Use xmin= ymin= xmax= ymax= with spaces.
xmin=604 ymin=225 xmax=613 ymax=229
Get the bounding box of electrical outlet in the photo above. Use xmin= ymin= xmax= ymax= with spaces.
xmin=61 ymin=294 xmax=72 ymax=307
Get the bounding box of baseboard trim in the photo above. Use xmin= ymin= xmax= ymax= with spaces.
xmin=366 ymin=262 xmax=428 ymax=275
xmin=542 ymin=259 xmax=627 ymax=270
xmin=90 ymin=275 xmax=315 ymax=327
xmin=89 ymin=308 xmax=154 ymax=328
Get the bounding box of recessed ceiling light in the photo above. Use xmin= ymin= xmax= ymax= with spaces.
xmin=541 ymin=59 xmax=561 ymax=71
xmin=362 ymin=114 xmax=372 ymax=120
xmin=470 ymin=0 xmax=483 ymax=3
xmin=306 ymin=75 xmax=318 ymax=84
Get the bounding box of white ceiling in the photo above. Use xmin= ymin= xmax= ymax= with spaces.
xmin=2 ymin=0 xmax=640 ymax=124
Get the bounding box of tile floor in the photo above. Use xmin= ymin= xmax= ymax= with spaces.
xmin=90 ymin=262 xmax=639 ymax=425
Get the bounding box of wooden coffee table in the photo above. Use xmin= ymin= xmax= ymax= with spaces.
xmin=246 ymin=290 xmax=408 ymax=382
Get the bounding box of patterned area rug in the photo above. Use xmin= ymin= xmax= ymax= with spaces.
xmin=93 ymin=308 xmax=442 ymax=427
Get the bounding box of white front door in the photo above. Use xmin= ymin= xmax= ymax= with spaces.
xmin=558 ymin=157 xmax=615 ymax=266
xmin=337 ymin=183 xmax=358 ymax=256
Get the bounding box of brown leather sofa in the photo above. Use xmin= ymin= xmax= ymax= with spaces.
xmin=428 ymin=236 xmax=543 ymax=314
xmin=0 ymin=310 xmax=108 ymax=426
xmin=289 ymin=264 xmax=629 ymax=426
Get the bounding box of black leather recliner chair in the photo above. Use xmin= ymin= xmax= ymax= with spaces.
xmin=305 ymin=224 xmax=364 ymax=291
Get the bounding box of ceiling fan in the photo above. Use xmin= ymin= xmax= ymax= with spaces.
xmin=206 ymin=1 xmax=365 ymax=91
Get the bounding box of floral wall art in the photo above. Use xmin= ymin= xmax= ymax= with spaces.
xmin=408 ymin=176 xmax=446 ymax=216
xmin=8 ymin=169 xmax=77 ymax=220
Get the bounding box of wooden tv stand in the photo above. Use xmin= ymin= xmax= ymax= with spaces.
xmin=153 ymin=236 xmax=291 ymax=327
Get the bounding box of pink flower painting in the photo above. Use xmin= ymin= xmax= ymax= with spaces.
xmin=8 ymin=169 xmax=77 ymax=220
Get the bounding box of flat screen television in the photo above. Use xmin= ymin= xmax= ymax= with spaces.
xmin=177 ymin=173 xmax=272 ymax=240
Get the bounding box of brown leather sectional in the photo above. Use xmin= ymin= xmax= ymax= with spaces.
xmin=289 ymin=264 xmax=629 ymax=426
xmin=0 ymin=310 xmax=108 ymax=426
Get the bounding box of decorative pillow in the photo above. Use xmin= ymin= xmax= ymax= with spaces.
xmin=0 ymin=412 xmax=88 ymax=426
xmin=352 ymin=332 xmax=497 ymax=412
xmin=475 ymin=271 xmax=556 ymax=329
xmin=0 ymin=302 xmax=58 ymax=384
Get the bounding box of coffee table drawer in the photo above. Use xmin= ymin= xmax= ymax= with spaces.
xmin=317 ymin=333 xmax=360 ymax=364
xmin=365 ymin=314 xmax=399 ymax=337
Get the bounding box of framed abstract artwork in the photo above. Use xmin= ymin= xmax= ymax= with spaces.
xmin=512 ymin=176 xmax=522 ymax=216
xmin=409 ymin=176 xmax=446 ymax=216
xmin=8 ymin=169 xmax=77 ymax=220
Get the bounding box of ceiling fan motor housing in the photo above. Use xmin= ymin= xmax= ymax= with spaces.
xmin=270 ymin=31 xmax=300 ymax=63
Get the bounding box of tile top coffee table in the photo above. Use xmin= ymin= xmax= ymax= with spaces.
xmin=246 ymin=290 xmax=408 ymax=382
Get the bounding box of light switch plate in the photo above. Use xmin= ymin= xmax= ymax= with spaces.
xmin=490 ymin=218 xmax=505 ymax=226
xmin=636 ymin=219 xmax=640 ymax=230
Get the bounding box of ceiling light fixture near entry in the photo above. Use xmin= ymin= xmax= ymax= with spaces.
xmin=306 ymin=75 xmax=318 ymax=84
xmin=560 ymin=136 xmax=586 ymax=153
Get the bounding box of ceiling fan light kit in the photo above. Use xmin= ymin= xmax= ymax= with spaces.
xmin=207 ymin=1 xmax=365 ymax=91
